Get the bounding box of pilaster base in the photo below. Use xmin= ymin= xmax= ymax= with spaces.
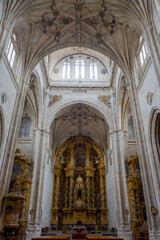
xmin=149 ymin=230 xmax=160 ymax=240
xmin=117 ymin=224 xmax=132 ymax=240
xmin=25 ymin=223 xmax=41 ymax=240
xmin=25 ymin=233 xmax=41 ymax=240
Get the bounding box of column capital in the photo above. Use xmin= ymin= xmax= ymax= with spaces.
xmin=109 ymin=129 xmax=126 ymax=136
xmin=32 ymin=128 xmax=49 ymax=135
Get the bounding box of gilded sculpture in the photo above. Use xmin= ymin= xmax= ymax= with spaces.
xmin=126 ymin=154 xmax=148 ymax=238
xmin=2 ymin=149 xmax=32 ymax=238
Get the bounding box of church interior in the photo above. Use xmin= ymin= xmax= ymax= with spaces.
xmin=0 ymin=1 xmax=160 ymax=240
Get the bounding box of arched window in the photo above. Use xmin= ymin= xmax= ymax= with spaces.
xmin=90 ymin=62 xmax=98 ymax=79
xmin=18 ymin=116 xmax=31 ymax=138
xmin=128 ymin=117 xmax=135 ymax=139
xmin=138 ymin=37 xmax=148 ymax=66
xmin=6 ymin=34 xmax=16 ymax=68
xmin=75 ymin=59 xmax=85 ymax=78
xmin=62 ymin=62 xmax=70 ymax=79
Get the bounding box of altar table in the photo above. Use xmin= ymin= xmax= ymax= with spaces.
xmin=85 ymin=236 xmax=123 ymax=240
xmin=32 ymin=236 xmax=70 ymax=240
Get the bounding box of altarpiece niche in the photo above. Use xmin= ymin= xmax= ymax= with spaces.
xmin=51 ymin=137 xmax=108 ymax=231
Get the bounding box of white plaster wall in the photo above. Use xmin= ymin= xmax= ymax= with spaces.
xmin=137 ymin=62 xmax=160 ymax=204
xmin=153 ymin=1 xmax=160 ymax=35
xmin=41 ymin=154 xmax=53 ymax=228
xmin=0 ymin=58 xmax=17 ymax=169
xmin=138 ymin=62 xmax=160 ymax=143
xmin=106 ymin=156 xmax=117 ymax=230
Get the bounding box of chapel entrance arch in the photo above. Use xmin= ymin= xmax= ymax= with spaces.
xmin=50 ymin=136 xmax=108 ymax=232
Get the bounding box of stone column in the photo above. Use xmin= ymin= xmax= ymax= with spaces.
xmin=110 ymin=128 xmax=132 ymax=240
xmin=143 ymin=25 xmax=160 ymax=87
xmin=108 ymin=72 xmax=134 ymax=239
xmin=127 ymin=78 xmax=160 ymax=239
xmin=26 ymin=129 xmax=49 ymax=240
xmin=0 ymin=19 xmax=14 ymax=64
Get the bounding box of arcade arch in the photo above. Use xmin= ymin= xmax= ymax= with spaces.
xmin=49 ymin=102 xmax=110 ymax=160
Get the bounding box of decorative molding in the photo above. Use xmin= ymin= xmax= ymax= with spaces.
xmin=151 ymin=206 xmax=158 ymax=215
xmin=73 ymin=89 xmax=87 ymax=93
xmin=98 ymin=95 xmax=111 ymax=108
xmin=1 ymin=92 xmax=7 ymax=104
xmin=48 ymin=94 xmax=62 ymax=107
xmin=146 ymin=92 xmax=153 ymax=105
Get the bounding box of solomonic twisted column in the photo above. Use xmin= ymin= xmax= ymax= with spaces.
xmin=86 ymin=172 xmax=92 ymax=209
xmin=54 ymin=172 xmax=60 ymax=208
xmin=65 ymin=176 xmax=69 ymax=208
xmin=69 ymin=173 xmax=74 ymax=208
xmin=100 ymin=174 xmax=105 ymax=208
xmin=91 ymin=177 xmax=95 ymax=208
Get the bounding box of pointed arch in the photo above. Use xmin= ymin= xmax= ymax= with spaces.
xmin=149 ymin=107 xmax=160 ymax=171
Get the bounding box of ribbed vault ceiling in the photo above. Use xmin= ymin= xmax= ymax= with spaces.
xmin=2 ymin=0 xmax=149 ymax=76
xmin=51 ymin=103 xmax=109 ymax=153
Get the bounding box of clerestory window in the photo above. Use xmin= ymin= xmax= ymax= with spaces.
xmin=128 ymin=117 xmax=135 ymax=139
xmin=6 ymin=34 xmax=16 ymax=68
xmin=90 ymin=62 xmax=98 ymax=79
xmin=62 ymin=62 xmax=70 ymax=79
xmin=75 ymin=59 xmax=85 ymax=79
xmin=138 ymin=37 xmax=148 ymax=67
xmin=18 ymin=116 xmax=31 ymax=138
